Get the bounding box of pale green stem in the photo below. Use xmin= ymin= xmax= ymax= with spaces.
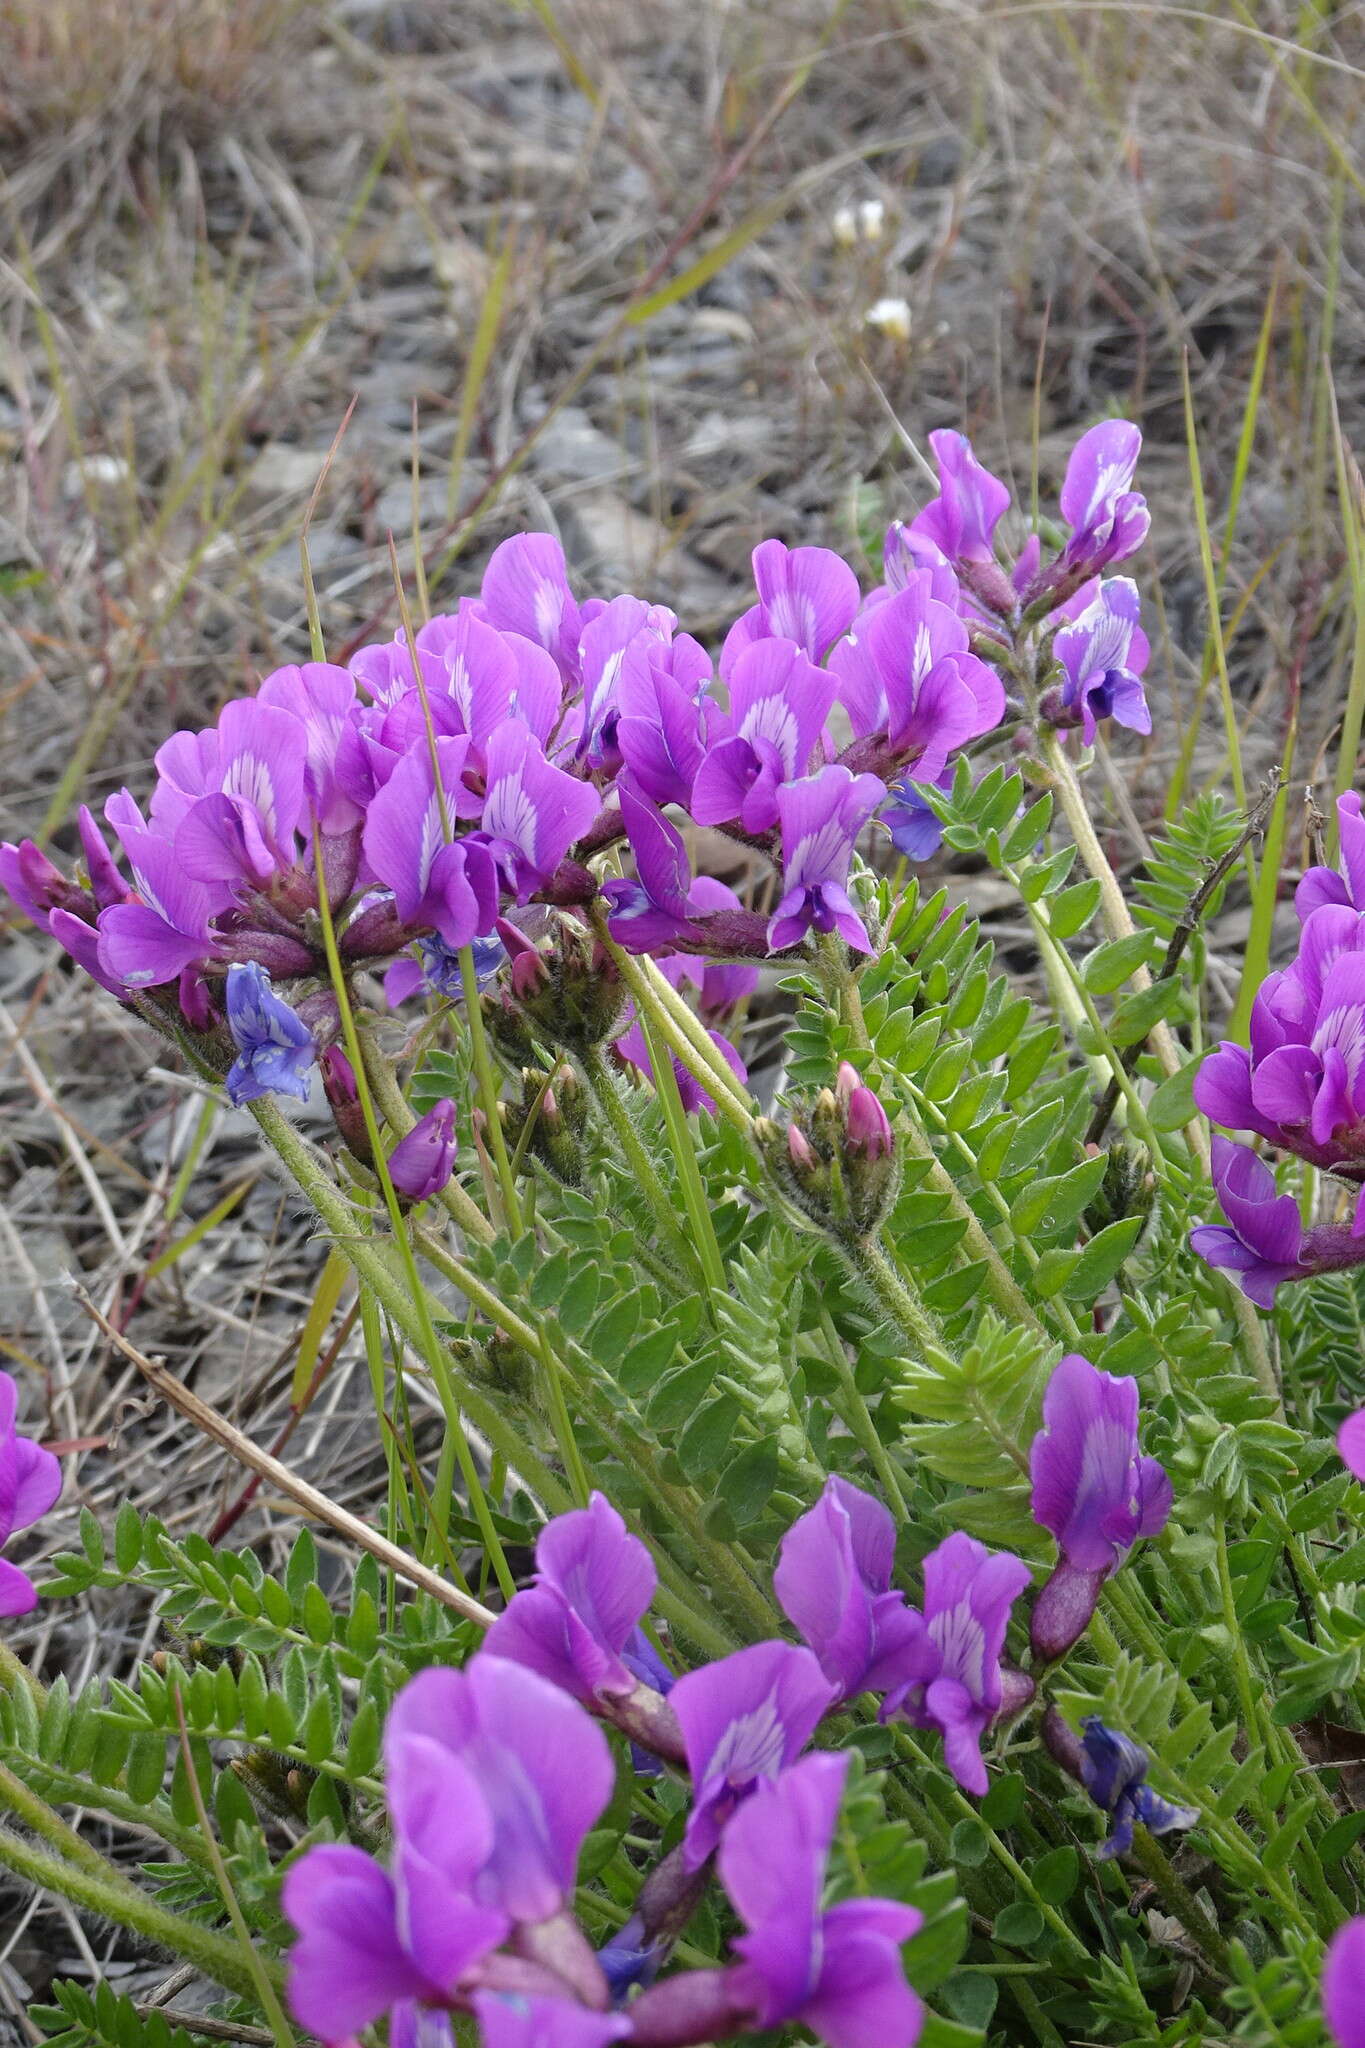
xmin=579 ymin=1047 xmax=703 ymax=1283
xmin=817 ymin=1304 xmax=912 ymax=1514
xmin=0 ymin=1759 xmax=144 ymax=1891
xmin=170 ymin=1687 xmax=296 ymax=2047
xmin=0 ymin=1819 xmax=281 ymax=2006
xmin=635 ymin=1005 xmax=728 ymax=1302
xmin=460 ymin=942 xmax=524 ymax=1231
xmin=854 ymin=1236 xmax=940 ymax=1355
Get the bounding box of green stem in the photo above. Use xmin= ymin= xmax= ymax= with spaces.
xmin=579 ymin=1047 xmax=703 ymax=1284
xmin=854 ymin=1235 xmax=941 ymax=1355
xmin=0 ymin=1760 xmax=145 ymax=1891
xmin=460 ymin=942 xmax=524 ymax=1231
xmin=817 ymin=1304 xmax=912 ymax=1514
xmin=356 ymin=1025 xmax=494 ymax=1246
xmin=1127 ymin=1824 xmax=1232 ymax=1978
xmin=0 ymin=1821 xmax=282 ymax=2006
xmin=635 ymin=1005 xmax=728 ymax=1302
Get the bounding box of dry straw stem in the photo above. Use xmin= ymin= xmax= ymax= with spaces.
xmin=70 ymin=1281 xmax=497 ymax=1631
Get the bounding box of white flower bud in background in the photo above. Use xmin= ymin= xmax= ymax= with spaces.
xmin=864 ymin=296 xmax=911 ymax=341
xmin=833 ymin=199 xmax=886 ymax=247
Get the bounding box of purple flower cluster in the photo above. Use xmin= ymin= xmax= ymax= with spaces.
xmin=281 ymin=1474 xmax=1061 ymax=2046
xmin=1191 ymin=796 xmax=1365 ymax=1304
xmin=0 ymin=1373 xmax=61 ymax=1618
xmin=2 ymin=422 xmax=1151 ymax=1121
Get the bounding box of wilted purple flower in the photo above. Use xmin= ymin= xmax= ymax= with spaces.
xmin=773 ymin=1477 xmax=930 ymax=1704
xmin=1196 ymin=907 xmax=1365 ymax=1177
xmin=670 ymin=1639 xmax=833 ymax=1867
xmin=0 ymin=1372 xmax=61 ymax=1618
xmin=472 ymin=1992 xmax=630 ymax=2048
xmin=721 ymin=539 xmax=860 ymax=674
xmin=882 ymin=1531 xmax=1031 ymax=1796
xmin=387 ymin=1098 xmax=458 ymax=1201
xmin=769 ymin=765 xmax=886 ymax=955
xmin=603 ymin=788 xmax=769 ymax=965
xmin=691 ymin=638 xmax=836 ymax=834
xmin=1340 ymin=1411 xmax=1365 ymax=1482
xmin=1077 ymin=1717 xmax=1198 ymax=1859
xmin=224 ymin=962 xmax=316 ymax=1106
xmin=881 ymin=772 xmax=951 ymax=861
xmin=720 ymin=1753 xmax=923 ymax=2048
xmin=1057 ymin=421 xmax=1150 ymax=578
xmin=1046 ymin=578 xmax=1151 ymax=746
xmin=1029 ymin=1354 xmax=1172 ymax=1660
xmin=386 ymin=932 xmax=505 ymax=1009
xmin=483 ymin=1492 xmax=662 ymax=1708
xmin=1188 ymin=1137 xmax=1330 ymax=1307
xmin=908 ymin=429 xmax=1011 ymax=569
xmin=1324 ymin=1917 xmax=1365 ymax=2048
xmin=832 ymin=575 xmax=1005 ymax=777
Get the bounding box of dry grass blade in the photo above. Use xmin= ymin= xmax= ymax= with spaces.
xmin=70 ymin=1281 xmax=496 ymax=1630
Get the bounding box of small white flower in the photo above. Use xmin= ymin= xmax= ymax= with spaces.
xmin=864 ymin=297 xmax=912 ymax=341
xmin=833 ymin=199 xmax=886 ymax=247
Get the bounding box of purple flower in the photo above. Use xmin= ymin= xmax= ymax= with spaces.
xmin=603 ymin=789 xmax=769 ymax=967
xmin=1298 ymin=794 xmax=1365 ymax=920
xmin=472 ymin=1992 xmax=630 ymax=2048
xmin=393 ymin=1658 xmax=615 ymax=1922
xmin=224 ymin=962 xmax=316 ymax=1106
xmin=256 ymin=660 xmax=363 ymax=833
xmin=1324 ymin=1917 xmax=1365 ymax=2048
xmin=616 ymin=632 xmax=715 ymax=810
xmin=1196 ymin=906 xmax=1365 ymax=1176
xmin=721 ymin=539 xmax=860 ymax=674
xmin=1028 ymin=1354 xmax=1172 ymax=1659
xmin=769 ymin=766 xmax=886 ymax=955
xmin=719 ymin=1753 xmax=923 ymax=2048
xmin=387 ymin=1098 xmax=458 ymax=1201
xmin=883 ymin=1531 xmax=1031 ymax=1796
xmin=479 ymin=721 xmax=600 ymax=900
xmin=480 ymin=533 xmax=584 ymax=688
xmin=773 ymin=1477 xmax=931 ymax=1705
xmin=362 ymin=737 xmax=499 ymax=950
xmin=1077 ymin=1717 xmax=1198 ymax=1859
xmin=1047 ymin=578 xmax=1151 ymax=745
xmin=0 ymin=1372 xmax=61 ymax=1618
xmin=669 ymin=1639 xmax=833 ymax=1867
xmin=1188 ymin=1137 xmax=1317 ymax=1307
xmin=482 ymin=1492 xmax=661 ymax=1708
xmin=831 ymin=575 xmax=1005 ymax=774
xmin=1057 ymin=421 xmax=1150 ymax=578
xmin=907 ymin=429 xmax=1011 ymax=568
xmin=691 ymin=638 xmax=836 ymax=834
xmin=97 ymin=793 xmax=227 ymax=989
xmin=428 ymin=606 xmax=563 ymax=755
xmin=1340 ymin=1411 xmax=1365 ymax=1482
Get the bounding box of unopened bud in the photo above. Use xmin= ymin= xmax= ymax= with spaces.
xmin=386 ymin=1099 xmax=457 ymax=1202
xmin=320 ymin=1046 xmax=374 ymax=1166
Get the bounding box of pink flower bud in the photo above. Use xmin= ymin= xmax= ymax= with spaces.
xmin=844 ymin=1084 xmax=893 ymax=1162
xmin=788 ymin=1124 xmax=818 ymax=1173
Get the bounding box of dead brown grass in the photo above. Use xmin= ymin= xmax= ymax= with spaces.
xmin=0 ymin=0 xmax=302 ymax=139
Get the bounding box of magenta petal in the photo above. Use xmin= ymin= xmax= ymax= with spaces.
xmin=1339 ymin=1412 xmax=1365 ymax=1484
xmin=799 ymin=1905 xmax=925 ymax=2048
xmin=1324 ymin=1917 xmax=1365 ymax=2048
xmin=0 ymin=1557 xmax=39 ymax=1618
xmin=282 ymin=1846 xmax=427 ymax=2040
